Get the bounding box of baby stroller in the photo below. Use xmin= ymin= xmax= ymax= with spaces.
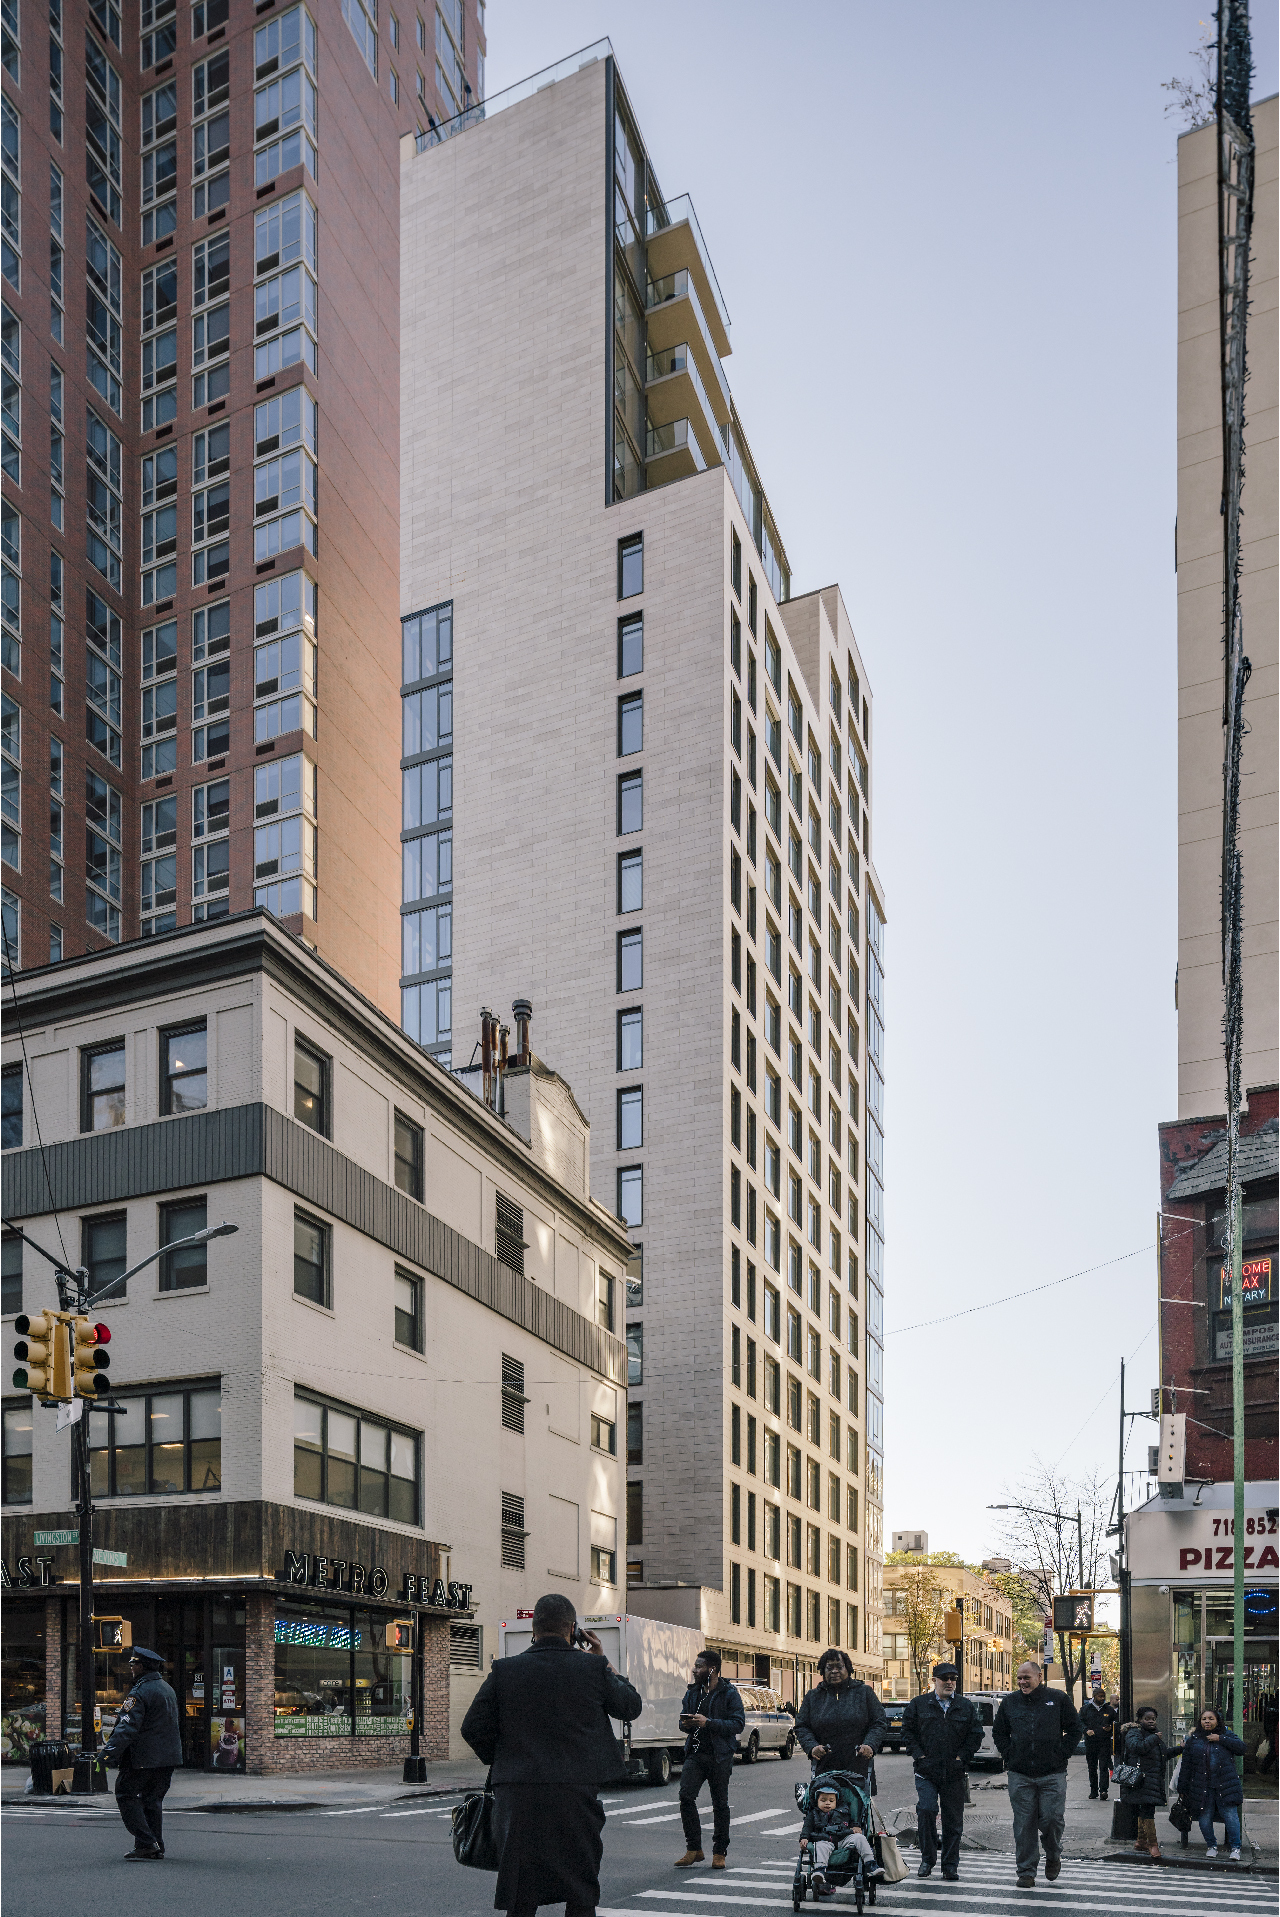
xmin=792 ymin=1766 xmax=879 ymax=1911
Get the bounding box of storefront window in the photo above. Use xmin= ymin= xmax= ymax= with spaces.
xmin=1 ymin=1607 xmax=45 ymax=1762
xmin=353 ymin=1607 xmax=410 ymax=1736
xmin=1173 ymin=1590 xmax=1200 ymax=1740
xmin=274 ymin=1603 xmax=356 ymax=1736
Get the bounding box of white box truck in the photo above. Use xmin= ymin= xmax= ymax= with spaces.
xmin=498 ymin=1612 xmax=705 ymax=1785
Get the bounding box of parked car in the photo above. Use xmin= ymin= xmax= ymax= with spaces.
xmin=735 ymin=1686 xmax=797 ymax=1763
xmin=964 ymin=1690 xmax=1011 ymax=1771
xmin=881 ymin=1699 xmax=908 ymax=1752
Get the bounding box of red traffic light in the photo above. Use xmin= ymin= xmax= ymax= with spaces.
xmin=91 ymin=1322 xmax=111 ymax=1345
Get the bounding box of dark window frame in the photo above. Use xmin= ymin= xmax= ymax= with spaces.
xmin=394 ymin=1266 xmax=423 ymax=1352
xmin=617 ymin=1083 xmax=643 ymax=1151
xmin=617 ymin=612 xmax=643 ymax=678
xmin=1 ymin=1061 xmax=23 ymax=1149
xmin=159 ymin=1193 xmax=208 ymax=1291
xmin=159 ymin=1018 xmax=208 ymax=1116
xmin=292 ymin=1385 xmax=421 ymax=1526
xmin=617 ymin=848 xmax=642 ymax=914
xmin=617 ymin=689 xmax=643 ymax=758
xmin=2 ymin=1230 xmax=22 ymax=1315
xmin=2 ymin=1395 xmax=33 ymax=1504
xmin=626 ymin=1399 xmax=643 ymax=1464
xmin=293 ymin=1206 xmax=330 ymax=1307
xmin=80 ymin=1037 xmax=126 ymax=1133
xmin=617 ymin=769 xmax=643 ymax=835
xmin=617 ymin=1005 xmax=643 ymax=1071
xmin=87 ymin=1378 xmax=222 ymax=1499
xmin=82 ymin=1209 xmax=128 ymax=1300
xmin=393 ymin=1109 xmax=424 ymax=1201
xmin=617 ymin=926 xmax=642 ymax=992
xmin=293 ymin=1034 xmax=330 ymax=1137
xmin=617 ymin=532 xmax=643 ymax=600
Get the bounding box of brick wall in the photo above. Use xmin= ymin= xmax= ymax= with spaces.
xmin=44 ymin=1597 xmax=61 ymax=1741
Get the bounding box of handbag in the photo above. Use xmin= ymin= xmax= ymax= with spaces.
xmin=871 ymin=1806 xmax=911 ymax=1885
xmin=1167 ymin=1797 xmax=1193 ymax=1834
xmin=451 ymin=1769 xmax=500 ymax=1871
xmin=1113 ymin=1761 xmax=1142 ymax=1790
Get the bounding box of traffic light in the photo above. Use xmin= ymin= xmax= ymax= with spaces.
xmin=385 ymin=1619 xmax=415 ymax=1650
xmin=12 ymin=1311 xmax=72 ymax=1402
xmin=943 ymin=1607 xmax=963 ymax=1643
xmin=94 ymin=1617 xmax=132 ymax=1649
xmin=72 ymin=1318 xmax=111 ymax=1399
xmin=1052 ymin=1595 xmax=1093 ymax=1633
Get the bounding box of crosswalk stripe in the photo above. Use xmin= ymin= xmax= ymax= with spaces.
xmin=612 ymin=1812 xmax=687 ymax=1826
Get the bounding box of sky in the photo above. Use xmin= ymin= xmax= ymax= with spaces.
xmin=487 ymin=4 xmax=1279 ymax=1567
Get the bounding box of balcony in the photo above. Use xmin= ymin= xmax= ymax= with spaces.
xmin=645 ymin=416 xmax=706 ymax=485
xmin=645 ymin=343 xmax=722 ymax=470
xmin=646 ymin=268 xmax=732 ymax=427
xmin=646 ymin=193 xmax=731 ymax=357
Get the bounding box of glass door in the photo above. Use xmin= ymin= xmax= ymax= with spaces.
xmin=1207 ymin=1639 xmax=1279 ymax=1728
xmin=209 ymin=1596 xmax=246 ymax=1771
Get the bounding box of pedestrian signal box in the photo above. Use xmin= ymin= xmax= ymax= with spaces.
xmin=943 ymin=1609 xmax=963 ymax=1643
xmin=1052 ymin=1596 xmax=1093 ymax=1633
xmin=385 ymin=1619 xmax=414 ymax=1650
xmin=94 ymin=1617 xmax=132 ymax=1649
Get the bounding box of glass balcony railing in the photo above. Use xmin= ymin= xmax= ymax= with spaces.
xmin=646 ymin=192 xmax=731 ymax=344
xmin=645 ymin=342 xmax=721 ymax=462
xmin=415 ymin=36 xmax=613 ymax=150
xmin=645 ymin=268 xmax=731 ymax=418
xmin=645 ymin=416 xmax=706 ymax=473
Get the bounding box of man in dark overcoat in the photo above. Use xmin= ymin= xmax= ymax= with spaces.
xmin=102 ymin=1645 xmax=184 ymax=1860
xmin=461 ymin=1592 xmax=643 ymax=1917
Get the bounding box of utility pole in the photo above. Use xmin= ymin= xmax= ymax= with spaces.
xmin=1118 ymin=1360 xmax=1132 ymax=1722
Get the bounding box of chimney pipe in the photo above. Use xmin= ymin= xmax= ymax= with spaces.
xmin=512 ymin=999 xmax=532 ymax=1067
xmin=481 ymin=1008 xmax=495 ymax=1109
xmin=498 ymin=1023 xmax=510 ymax=1118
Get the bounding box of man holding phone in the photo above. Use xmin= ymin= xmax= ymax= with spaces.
xmin=460 ymin=1592 xmax=642 ymax=1917
xmin=675 ymin=1650 xmax=746 ymax=1870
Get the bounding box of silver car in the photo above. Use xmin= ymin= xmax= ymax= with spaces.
xmin=735 ymin=1685 xmax=797 ymax=1763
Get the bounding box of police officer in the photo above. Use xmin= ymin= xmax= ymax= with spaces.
xmin=901 ymin=1664 xmax=983 ymax=1881
xmin=102 ymin=1645 xmax=183 ymax=1860
xmin=1079 ymin=1685 xmax=1118 ymax=1800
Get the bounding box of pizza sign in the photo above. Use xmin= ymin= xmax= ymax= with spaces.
xmin=1219 ymin=1257 xmax=1272 ymax=1311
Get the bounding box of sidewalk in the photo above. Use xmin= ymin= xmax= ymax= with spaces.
xmin=1 ymin=1756 xmax=489 ymax=1813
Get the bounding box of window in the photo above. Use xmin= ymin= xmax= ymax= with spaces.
xmin=393 ymin=1110 xmax=423 ymax=1200
xmin=618 ymin=613 xmax=642 ymax=677
xmin=394 ymin=1269 xmax=422 ymax=1351
xmin=159 ymin=1022 xmax=207 ymax=1114
xmin=730 ymin=527 xmax=741 ymax=598
xmin=293 ymin=1208 xmax=329 ymax=1307
xmin=618 ymin=1085 xmax=642 ymax=1150
xmin=293 ymin=1390 xmax=418 ymax=1525
xmin=618 ymin=533 xmax=642 ymax=599
xmin=627 ymin=1400 xmax=643 ymax=1465
xmin=89 ymin=1381 xmax=220 ymax=1499
xmin=293 ymin=1036 xmax=328 ymax=1135
xmin=494 ymin=1191 xmax=525 ymax=1275
xmin=2 ymin=1230 xmax=22 ymax=1312
xmin=159 ymin=1196 xmax=207 ymax=1291
xmin=618 ymin=770 xmax=642 ymax=834
xmin=626 ymin=1322 xmax=643 ymax=1386
xmin=597 ymin=1268 xmax=615 ymax=1332
xmin=591 ymin=1408 xmax=616 ymax=1455
xmin=2 ymin=1399 xmax=32 ymax=1502
xmin=591 ymin=1510 xmax=617 ymax=1585
xmin=80 ymin=1038 xmax=124 ymax=1131
xmin=500 ymin=1354 xmax=525 ymax=1434
xmin=619 ymin=1166 xmax=642 ymax=1230
xmin=618 ymin=691 xmax=642 ymax=756
xmin=617 ymin=848 xmax=642 ymax=914
xmin=82 ymin=1210 xmax=126 ymax=1300
xmin=618 ymin=927 xmax=642 ymax=991
xmin=500 ymin=1490 xmax=526 ymax=1569
xmin=618 ymin=1006 xmax=642 ymax=1070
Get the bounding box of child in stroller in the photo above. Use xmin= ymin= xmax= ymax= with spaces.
xmin=793 ymin=1768 xmax=884 ymax=1905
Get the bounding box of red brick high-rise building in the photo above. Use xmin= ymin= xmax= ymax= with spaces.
xmin=1 ymin=0 xmax=484 ymax=1014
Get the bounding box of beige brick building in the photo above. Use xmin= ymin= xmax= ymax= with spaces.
xmin=1 ymin=912 xmax=630 ymax=1769
xmin=881 ymin=1561 xmax=1015 ymax=1701
xmin=399 ymin=44 xmax=886 ymax=1695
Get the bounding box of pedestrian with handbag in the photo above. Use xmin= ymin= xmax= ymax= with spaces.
xmin=1116 ymin=1706 xmax=1179 ymax=1861
xmin=459 ymin=1592 xmax=643 ymax=1917
xmin=1174 ymin=1708 xmax=1245 ymax=1860
xmin=900 ymin=1663 xmax=982 ymax=1881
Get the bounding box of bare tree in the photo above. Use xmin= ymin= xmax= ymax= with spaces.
xmin=991 ymin=1464 xmax=1111 ymax=1708
xmin=887 ymin=1555 xmax=948 ymax=1696
xmin=1161 ymin=33 xmax=1216 ymax=129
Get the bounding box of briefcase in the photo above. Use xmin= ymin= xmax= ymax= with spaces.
xmin=452 ymin=1771 xmax=500 ymax=1872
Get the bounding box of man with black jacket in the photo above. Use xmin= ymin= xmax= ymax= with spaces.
xmin=1079 ymin=1686 xmax=1118 ymax=1799
xmin=901 ymin=1664 xmax=982 ymax=1881
xmin=102 ymin=1646 xmax=184 ymax=1861
xmin=460 ymin=1592 xmax=643 ymax=1917
xmin=675 ymin=1650 xmax=746 ymax=1870
xmin=992 ymin=1662 xmax=1081 ymax=1889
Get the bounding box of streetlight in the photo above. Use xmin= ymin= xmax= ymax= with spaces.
xmin=987 ymin=1503 xmax=1086 ymax=1594
xmin=11 ymin=1220 xmax=238 ymax=1781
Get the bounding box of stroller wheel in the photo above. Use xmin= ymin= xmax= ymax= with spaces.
xmin=854 ymin=1888 xmax=864 ymax=1914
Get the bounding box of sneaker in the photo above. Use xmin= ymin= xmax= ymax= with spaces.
xmin=1205 ymin=1847 xmax=1218 ymax=1858
xmin=811 ymin=1872 xmax=826 ymax=1890
xmin=1229 ymin=1849 xmax=1241 ymax=1863
xmin=674 ymin=1851 xmax=704 ymax=1868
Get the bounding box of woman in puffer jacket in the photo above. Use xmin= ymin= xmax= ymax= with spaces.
xmin=1175 ymin=1708 xmax=1245 ymax=1860
xmin=1118 ymin=1708 xmax=1178 ymax=1859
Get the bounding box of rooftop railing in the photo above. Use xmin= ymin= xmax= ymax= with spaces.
xmin=415 ymin=37 xmax=613 ymax=152
xmin=646 ymin=192 xmax=731 ymax=342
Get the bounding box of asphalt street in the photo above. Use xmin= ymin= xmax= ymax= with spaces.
xmin=3 ymin=1751 xmax=1274 ymax=1917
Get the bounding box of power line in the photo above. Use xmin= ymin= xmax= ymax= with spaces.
xmin=886 ymin=1242 xmax=1158 ymax=1337
xmin=1051 ymin=1321 xmax=1156 ymax=1470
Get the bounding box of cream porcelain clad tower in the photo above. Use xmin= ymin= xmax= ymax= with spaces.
xmin=400 ymin=45 xmax=887 ymax=1689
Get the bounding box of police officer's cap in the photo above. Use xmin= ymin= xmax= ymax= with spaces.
xmin=932 ymin=1662 xmax=958 ymax=1679
xmin=127 ymin=1645 xmax=166 ymax=1665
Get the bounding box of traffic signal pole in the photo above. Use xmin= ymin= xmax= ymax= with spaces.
xmin=75 ymin=1408 xmax=98 ymax=1766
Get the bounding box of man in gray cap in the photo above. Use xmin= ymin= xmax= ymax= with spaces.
xmin=901 ymin=1663 xmax=982 ymax=1881
xmin=102 ymin=1646 xmax=183 ymax=1860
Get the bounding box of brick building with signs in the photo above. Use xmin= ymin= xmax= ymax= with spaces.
xmin=1 ymin=913 xmax=630 ymax=1771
